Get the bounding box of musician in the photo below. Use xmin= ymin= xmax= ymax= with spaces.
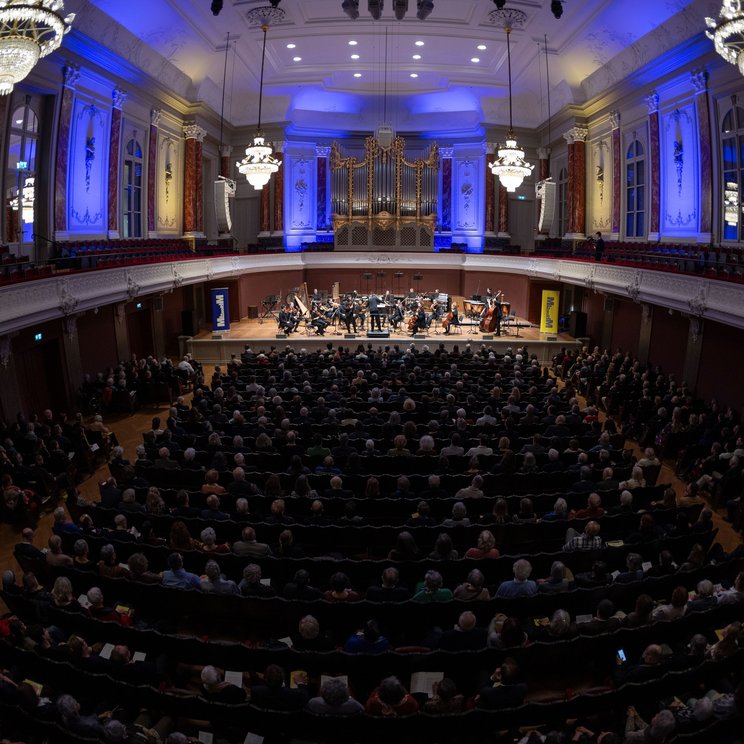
xmin=411 ymin=304 xmax=427 ymax=335
xmin=443 ymin=303 xmax=460 ymax=335
xmin=353 ymin=299 xmax=366 ymax=330
xmin=310 ymin=306 xmax=329 ymax=335
xmin=311 ymin=287 xmax=321 ymax=302
xmin=494 ymin=290 xmax=504 ymax=336
xmin=368 ymin=293 xmax=383 ymax=331
xmin=277 ymin=305 xmax=295 ymax=335
xmin=343 ymin=298 xmax=357 ymax=334
xmin=391 ymin=299 xmax=405 ymax=330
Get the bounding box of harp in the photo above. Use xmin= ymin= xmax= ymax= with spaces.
xmin=291 ymin=282 xmax=311 ymax=320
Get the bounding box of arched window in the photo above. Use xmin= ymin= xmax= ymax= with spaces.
xmin=123 ymin=136 xmax=143 ymax=238
xmin=5 ymin=97 xmax=39 ymax=245
xmin=625 ymin=139 xmax=645 ymax=238
xmin=557 ymin=166 xmax=568 ymax=237
xmin=720 ymin=105 xmax=744 ymax=241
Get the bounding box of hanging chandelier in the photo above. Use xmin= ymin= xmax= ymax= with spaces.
xmin=0 ymin=0 xmax=75 ymax=95
xmin=706 ymin=1 xmax=744 ymax=75
xmin=489 ymin=18 xmax=533 ymax=192
xmin=237 ymin=7 xmax=283 ymax=190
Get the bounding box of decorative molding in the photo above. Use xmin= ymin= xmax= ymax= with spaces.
xmin=690 ymin=68 xmax=708 ymax=93
xmin=115 ymin=303 xmax=126 ymax=324
xmin=439 ymin=146 xmax=454 ymax=159
xmin=183 ymin=123 xmax=207 ymax=142
xmin=536 ymin=147 xmax=550 ymax=160
xmin=0 ymin=334 xmax=15 ymax=368
xmin=63 ymin=314 xmax=78 ymax=340
xmin=63 ymin=63 xmax=80 ymax=88
xmin=219 ymin=145 xmax=233 ymax=158
xmin=58 ymin=281 xmax=79 ymax=316
xmin=315 ymin=145 xmax=331 ymax=158
xmin=690 ymin=317 xmax=703 ymax=344
xmin=563 ymin=126 xmax=588 ymax=144
xmin=126 ymin=273 xmax=141 ymax=300
xmin=112 ymin=88 xmax=127 ymax=110
xmin=151 ymin=108 xmax=163 ymax=127
xmin=687 ymin=287 xmax=708 ymax=317
xmin=645 ymin=90 xmax=660 ymax=114
xmin=172 ymin=265 xmax=183 ymax=289
xmin=609 ymin=110 xmax=620 ymax=130
xmin=625 ymin=271 xmax=642 ymax=302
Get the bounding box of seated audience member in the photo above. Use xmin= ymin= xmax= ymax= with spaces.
xmin=569 ymin=492 xmax=605 ymax=519
xmin=200 ymin=527 xmax=230 ymax=554
xmin=200 ymin=665 xmax=247 ymax=703
xmin=275 ymin=529 xmax=305 ymax=558
xmin=50 ymin=576 xmax=81 ymax=611
xmin=475 ymin=658 xmax=527 ymax=710
xmin=290 ymin=615 xmax=335 ymax=652
xmin=687 ymin=579 xmax=718 ymax=613
xmin=412 ymin=570 xmax=453 ymax=603
xmin=283 ymin=569 xmax=322 ymax=600
xmin=563 ymin=520 xmax=603 ymax=552
xmin=619 ymin=465 xmax=647 ymax=491
xmin=233 ymin=526 xmax=272 ymax=557
xmin=365 ymin=567 xmax=409 ymax=602
xmin=422 ymin=678 xmax=464 ymax=714
xmin=530 ymin=609 xmax=578 ymax=642
xmin=455 ymin=474 xmax=484 ymax=499
xmin=716 ymin=570 xmax=744 ymax=605
xmin=708 ymin=621 xmax=741 ymax=660
xmin=465 ymin=529 xmax=499 ymax=559
xmin=538 ymin=561 xmax=572 ymax=594
xmin=306 ymin=677 xmax=364 ymax=716
xmin=200 ymin=493 xmax=229 ymax=521
xmin=201 ymin=468 xmax=226 ymax=494
xmin=615 ymin=552 xmax=644 ymax=583
xmin=117 ymin=488 xmax=145 ymax=513
xmin=652 ymin=586 xmax=690 ymax=622
xmin=72 ymin=539 xmax=95 ymax=571
xmin=442 ymin=501 xmax=470 ymax=528
xmin=495 ymin=559 xmax=537 ymax=598
xmin=574 ymin=560 xmax=612 ymax=588
xmin=238 ymin=563 xmax=276 ymax=597
xmin=487 ymin=616 xmax=528 ymax=649
xmin=623 ymin=708 xmax=676 ymax=743
xmin=405 ymin=500 xmax=436 ymax=527
xmin=541 ymin=497 xmax=568 ymax=522
xmin=388 ymin=531 xmax=420 ymax=561
xmin=679 ymin=543 xmax=707 ymax=572
xmin=512 ymin=497 xmax=537 ymax=523
xmin=52 ymin=506 xmax=81 ymax=537
xmin=162 ymin=552 xmax=201 ymax=590
xmin=646 ymin=550 xmax=677 ymax=578
xmin=56 ymin=694 xmax=106 ymax=737
xmin=624 ymin=593 xmax=655 ymax=627
xmin=46 ymin=534 xmax=73 ymax=568
xmin=14 ymin=527 xmax=45 ymax=561
xmin=153 ymin=447 xmax=178 ymax=470
xmin=22 ymin=572 xmax=51 ymax=603
xmin=428 ymin=533 xmax=458 ymax=561
xmin=438 ymin=611 xmax=488 ymax=651
xmin=577 ymin=598 xmax=621 ymax=635
xmin=128 ymin=552 xmax=162 ymax=584
xmin=200 ymin=559 xmax=239 ymax=594
xmin=454 ymin=568 xmax=490 ymax=600
xmin=324 ymin=572 xmax=361 ymax=602
xmin=97 ymin=543 xmax=130 ymax=578
xmin=343 ymin=619 xmax=391 ymax=654
xmin=171 ymin=490 xmax=200 ymax=518
xmin=86 ymin=586 xmax=132 ymax=625
xmin=169 ymin=520 xmax=199 ymax=551
xmin=251 ymin=664 xmax=308 ymax=711
xmin=615 ymin=644 xmax=667 ymax=685
xmin=365 ymin=676 xmax=419 ymax=717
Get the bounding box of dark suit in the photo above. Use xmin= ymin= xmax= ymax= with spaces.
xmin=368 ymin=294 xmax=382 ymax=331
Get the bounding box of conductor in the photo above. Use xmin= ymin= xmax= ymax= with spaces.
xmin=368 ymin=293 xmax=382 ymax=331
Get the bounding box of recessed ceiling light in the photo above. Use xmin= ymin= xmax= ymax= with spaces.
xmin=350 ymin=53 xmax=360 ymax=59
xmin=354 ymin=72 xmax=362 ymax=77
xmin=415 ymin=40 xmax=424 ymax=46
xmin=348 ymin=40 xmax=358 ymax=46
xmin=293 ymin=56 xmax=302 ymax=62
xmin=410 ymin=72 xmax=418 ymax=78
xmin=286 ymin=43 xmax=296 ymax=49
xmin=412 ymin=54 xmax=421 ymax=60
xmin=471 ymin=57 xmax=480 ymax=63
xmin=477 ymin=44 xmax=487 ymax=51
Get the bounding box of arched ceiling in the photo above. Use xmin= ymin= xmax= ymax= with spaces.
xmin=82 ymin=0 xmax=718 ymax=136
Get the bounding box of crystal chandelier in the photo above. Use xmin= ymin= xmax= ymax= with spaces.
xmin=0 ymin=0 xmax=75 ymax=95
xmin=489 ymin=21 xmax=533 ymax=192
xmin=706 ymin=1 xmax=744 ymax=75
xmin=237 ymin=8 xmax=283 ymax=190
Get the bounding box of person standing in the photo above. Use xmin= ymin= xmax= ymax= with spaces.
xmin=368 ymin=293 xmax=382 ymax=331
xmin=594 ymin=231 xmax=605 ymax=261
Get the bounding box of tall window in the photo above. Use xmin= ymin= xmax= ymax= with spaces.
xmin=625 ymin=139 xmax=645 ymax=238
xmin=557 ymin=166 xmax=568 ymax=236
xmin=123 ymin=136 xmax=143 ymax=238
xmin=5 ymin=97 xmax=39 ymax=245
xmin=721 ymin=105 xmax=744 ymax=241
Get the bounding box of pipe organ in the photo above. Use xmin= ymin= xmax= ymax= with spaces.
xmin=330 ymin=135 xmax=439 ymax=251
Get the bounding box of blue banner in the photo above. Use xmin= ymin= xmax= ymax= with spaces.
xmin=211 ymin=288 xmax=230 ymax=332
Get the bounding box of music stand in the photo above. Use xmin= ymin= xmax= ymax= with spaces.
xmin=361 ymin=272 xmax=373 ymax=295
xmin=413 ymin=273 xmax=424 ymax=293
xmin=511 ymin=310 xmax=521 ymax=338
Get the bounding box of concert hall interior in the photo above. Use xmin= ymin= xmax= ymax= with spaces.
xmin=2 ymin=1 xmax=744 ymax=742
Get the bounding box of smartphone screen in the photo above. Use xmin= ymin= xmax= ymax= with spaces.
xmin=617 ymin=649 xmax=626 ymax=662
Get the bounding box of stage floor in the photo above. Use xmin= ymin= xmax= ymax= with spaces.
xmin=186 ymin=314 xmax=582 ymax=363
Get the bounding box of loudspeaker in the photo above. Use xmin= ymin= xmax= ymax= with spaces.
xmin=181 ymin=309 xmax=198 ymax=336
xmin=569 ymin=310 xmax=587 ymax=338
xmin=276 ymin=333 xmax=287 ymax=339
xmin=367 ymin=330 xmax=390 ymax=338
xmin=344 ymin=333 xmax=357 ymax=339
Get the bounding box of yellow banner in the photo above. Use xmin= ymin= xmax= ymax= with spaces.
xmin=540 ymin=290 xmax=560 ymax=334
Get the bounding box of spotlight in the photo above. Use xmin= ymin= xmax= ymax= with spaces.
xmin=211 ymin=0 xmax=223 ymax=15
xmin=550 ymin=0 xmax=563 ymax=19
xmin=493 ymin=0 xmax=506 ymax=8
xmin=342 ymin=0 xmax=360 ymax=19
xmin=394 ymin=0 xmax=409 ymax=20
xmin=368 ymin=0 xmax=383 ymax=20
xmin=417 ymin=0 xmax=433 ymax=20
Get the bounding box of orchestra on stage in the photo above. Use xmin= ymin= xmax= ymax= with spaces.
xmin=275 ymin=283 xmax=516 ymax=338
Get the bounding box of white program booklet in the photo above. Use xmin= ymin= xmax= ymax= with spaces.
xmin=132 ymin=651 xmax=146 ymax=663
xmin=259 ymin=578 xmax=271 ymax=586
xmin=244 ymin=733 xmax=264 ymax=744
xmin=576 ymin=614 xmax=593 ymax=624
xmin=99 ymin=643 xmax=115 ymax=660
xmin=410 ymin=671 xmax=444 ymax=697
xmin=277 ymin=636 xmax=293 ymax=647
xmin=197 ymin=733 xmax=213 ymax=744
xmin=224 ymin=670 xmax=243 ymax=688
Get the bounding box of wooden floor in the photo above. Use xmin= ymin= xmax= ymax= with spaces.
xmin=1 ymin=370 xmax=740 ymax=595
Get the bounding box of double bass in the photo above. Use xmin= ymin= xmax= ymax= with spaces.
xmin=479 ymin=291 xmax=503 ymax=333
